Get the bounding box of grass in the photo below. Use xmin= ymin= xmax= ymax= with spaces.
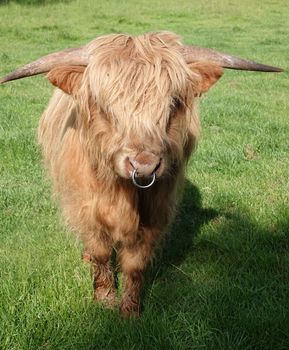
xmin=0 ymin=0 xmax=288 ymax=349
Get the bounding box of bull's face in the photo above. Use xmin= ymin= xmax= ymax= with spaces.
xmin=1 ymin=32 xmax=281 ymax=187
xmin=46 ymin=34 xmax=224 ymax=186
xmin=83 ymin=50 xmax=198 ymax=183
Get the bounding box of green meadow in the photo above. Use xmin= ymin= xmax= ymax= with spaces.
xmin=0 ymin=0 xmax=288 ymax=349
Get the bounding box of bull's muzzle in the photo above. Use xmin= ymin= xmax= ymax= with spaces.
xmin=128 ymin=151 xmax=161 ymax=188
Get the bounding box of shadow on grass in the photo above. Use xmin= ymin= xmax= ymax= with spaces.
xmin=139 ymin=204 xmax=289 ymax=349
xmin=146 ymin=179 xmax=219 ymax=279
xmin=66 ymin=189 xmax=289 ymax=349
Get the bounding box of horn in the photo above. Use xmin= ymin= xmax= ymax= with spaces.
xmin=0 ymin=46 xmax=89 ymax=84
xmin=182 ymin=46 xmax=283 ymax=72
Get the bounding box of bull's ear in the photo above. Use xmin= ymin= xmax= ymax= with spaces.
xmin=46 ymin=65 xmax=85 ymax=95
xmin=188 ymin=62 xmax=224 ymax=94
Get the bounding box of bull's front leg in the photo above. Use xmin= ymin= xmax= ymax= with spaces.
xmin=83 ymin=234 xmax=117 ymax=308
xmin=119 ymin=228 xmax=158 ymax=317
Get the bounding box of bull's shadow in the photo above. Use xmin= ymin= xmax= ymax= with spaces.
xmin=145 ymin=179 xmax=219 ymax=284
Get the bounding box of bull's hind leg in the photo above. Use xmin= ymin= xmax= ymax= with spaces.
xmin=119 ymin=228 xmax=158 ymax=317
xmin=83 ymin=234 xmax=117 ymax=308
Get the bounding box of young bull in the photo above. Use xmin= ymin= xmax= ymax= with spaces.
xmin=1 ymin=32 xmax=282 ymax=317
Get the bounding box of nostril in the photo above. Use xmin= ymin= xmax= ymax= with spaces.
xmin=128 ymin=154 xmax=162 ymax=178
xmin=125 ymin=157 xmax=135 ymax=174
xmin=129 ymin=160 xmax=135 ymax=169
xmin=153 ymin=160 xmax=162 ymax=174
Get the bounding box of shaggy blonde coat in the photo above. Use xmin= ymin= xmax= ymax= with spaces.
xmin=38 ymin=32 xmax=222 ymax=316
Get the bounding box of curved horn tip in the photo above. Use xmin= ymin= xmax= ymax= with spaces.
xmin=271 ymin=67 xmax=284 ymax=73
xmin=0 ymin=46 xmax=88 ymax=84
xmin=225 ymin=65 xmax=284 ymax=73
xmin=0 ymin=76 xmax=8 ymax=84
xmin=0 ymin=73 xmax=27 ymax=84
xmin=0 ymin=69 xmax=41 ymax=84
xmin=0 ymin=77 xmax=17 ymax=84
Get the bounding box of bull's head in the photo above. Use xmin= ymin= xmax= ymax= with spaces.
xmin=1 ymin=32 xmax=282 ymax=188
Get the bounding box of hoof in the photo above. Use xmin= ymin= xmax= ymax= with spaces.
xmin=120 ymin=298 xmax=140 ymax=318
xmin=94 ymin=287 xmax=118 ymax=309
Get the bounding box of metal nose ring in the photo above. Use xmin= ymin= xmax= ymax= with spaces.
xmin=132 ymin=169 xmax=156 ymax=189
